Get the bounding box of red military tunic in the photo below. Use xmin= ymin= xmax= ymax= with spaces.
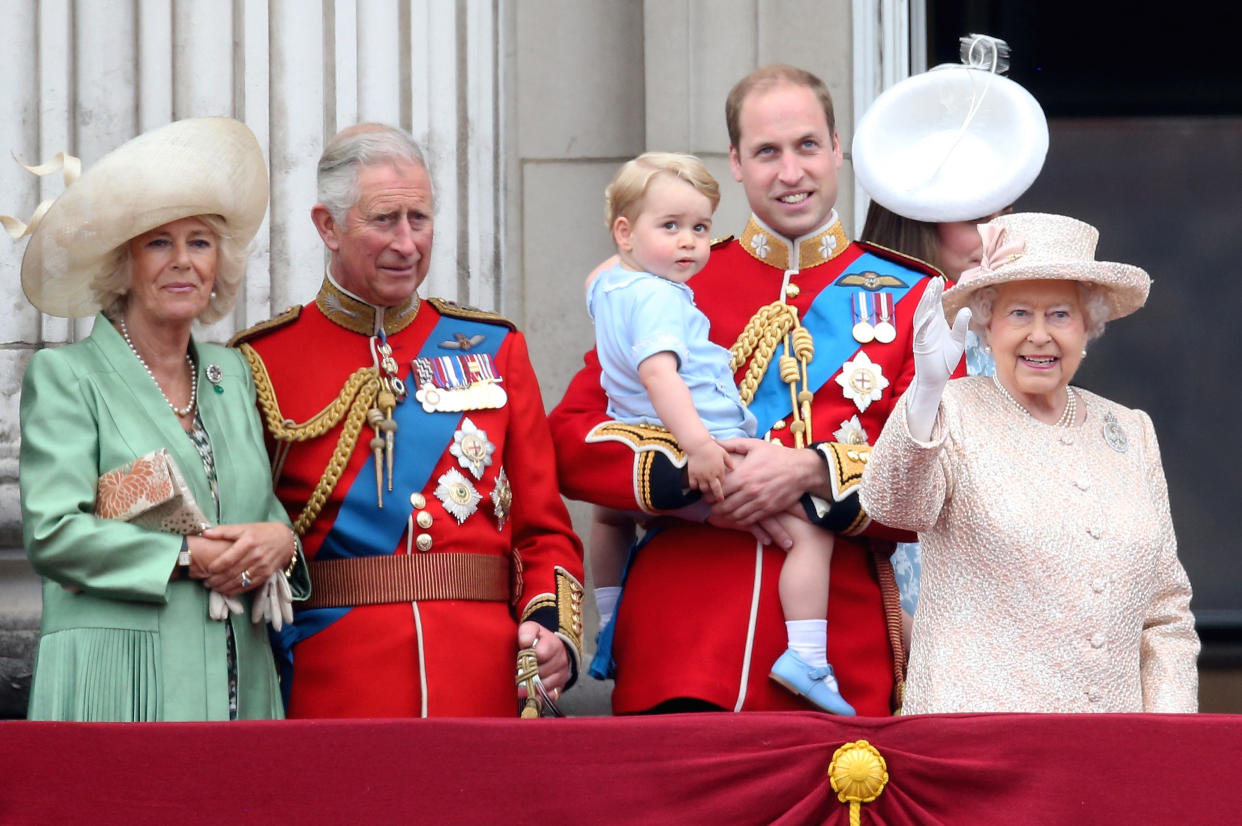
xmin=550 ymin=213 xmax=947 ymax=716
xmin=234 ymin=276 xmax=584 ymax=717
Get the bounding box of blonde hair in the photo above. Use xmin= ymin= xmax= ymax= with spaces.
xmin=93 ymin=214 xmax=248 ymax=325
xmin=604 ymin=152 xmax=720 ymax=233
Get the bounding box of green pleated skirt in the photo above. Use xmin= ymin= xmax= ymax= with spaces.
xmin=28 ymin=579 xmax=285 ymax=721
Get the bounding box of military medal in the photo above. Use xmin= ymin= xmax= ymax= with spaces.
xmin=835 ymin=352 xmax=889 ymax=412
xmin=873 ymin=293 xmax=896 ymax=344
xmin=450 ymin=417 xmax=495 ymax=479
xmin=850 ymin=292 xmax=875 ymax=344
xmin=434 ymin=467 xmax=481 ymax=524
xmin=491 ymin=467 xmax=512 ymax=530
xmin=1102 ymin=412 xmax=1128 ymax=453
xmin=412 ymin=354 xmax=507 ymax=412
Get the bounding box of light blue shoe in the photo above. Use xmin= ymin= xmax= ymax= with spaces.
xmin=770 ymin=649 xmax=856 ymax=715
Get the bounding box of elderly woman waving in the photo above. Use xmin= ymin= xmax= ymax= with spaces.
xmin=861 ymin=212 xmax=1199 ymax=714
xmin=9 ymin=118 xmax=308 ymax=721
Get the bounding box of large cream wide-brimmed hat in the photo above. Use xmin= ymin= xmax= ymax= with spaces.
xmin=852 ymin=35 xmax=1048 ymax=223
xmin=16 ymin=117 xmax=268 ymax=318
xmin=941 ymin=213 xmax=1151 ymax=322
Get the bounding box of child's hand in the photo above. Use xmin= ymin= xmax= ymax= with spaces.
xmin=686 ymin=439 xmax=732 ymax=501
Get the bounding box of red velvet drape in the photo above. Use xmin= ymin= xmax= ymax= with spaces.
xmin=1 ymin=713 xmax=1236 ymax=825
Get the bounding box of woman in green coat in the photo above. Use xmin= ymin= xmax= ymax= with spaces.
xmin=10 ymin=118 xmax=308 ymax=721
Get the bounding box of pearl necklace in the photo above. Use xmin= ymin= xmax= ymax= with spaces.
xmin=992 ymin=375 xmax=1077 ymax=428
xmin=119 ymin=318 xmax=197 ymax=417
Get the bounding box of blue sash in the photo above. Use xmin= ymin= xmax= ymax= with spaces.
xmin=274 ymin=314 xmax=509 ymax=700
xmin=745 ymin=252 xmax=918 ymax=433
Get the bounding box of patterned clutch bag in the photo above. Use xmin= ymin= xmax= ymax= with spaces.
xmin=95 ymin=448 xmax=210 ymax=535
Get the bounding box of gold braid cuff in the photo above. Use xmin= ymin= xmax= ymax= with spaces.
xmin=239 ymin=342 xmax=381 ymax=536
xmin=813 ymin=442 xmax=873 ymax=535
xmin=555 ymin=566 xmax=585 ymax=655
xmin=519 ymin=567 xmax=585 ymax=673
xmin=584 ymin=422 xmax=686 ymax=514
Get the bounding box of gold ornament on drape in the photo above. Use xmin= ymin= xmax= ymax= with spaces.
xmin=828 ymin=740 xmax=888 ymax=826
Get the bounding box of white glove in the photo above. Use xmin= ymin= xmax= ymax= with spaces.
xmin=251 ymin=574 xmax=295 ymax=632
xmin=208 ymin=589 xmax=244 ymax=621
xmin=906 ymin=278 xmax=971 ymax=442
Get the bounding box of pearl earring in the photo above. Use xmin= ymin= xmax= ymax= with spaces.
xmin=1081 ymin=349 xmax=1087 ymax=357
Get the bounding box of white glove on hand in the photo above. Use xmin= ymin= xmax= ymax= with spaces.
xmin=906 ymin=278 xmax=971 ymax=442
xmin=208 ymin=589 xmax=244 ymax=621
xmin=251 ymin=574 xmax=295 ymax=632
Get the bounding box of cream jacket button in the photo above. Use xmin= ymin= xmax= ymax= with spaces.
xmin=1092 ymin=578 xmax=1106 ymax=593
xmin=1090 ymin=633 xmax=1106 ymax=649
xmin=1076 ymin=478 xmax=1090 ymax=490
xmin=415 ymin=533 xmax=433 ymax=551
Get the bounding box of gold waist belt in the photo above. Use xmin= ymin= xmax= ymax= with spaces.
xmin=304 ymin=553 xmax=510 ymax=608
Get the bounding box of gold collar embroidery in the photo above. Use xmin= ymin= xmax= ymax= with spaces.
xmin=738 ymin=213 xmax=850 ymax=272
xmin=315 ymin=271 xmax=420 ymax=336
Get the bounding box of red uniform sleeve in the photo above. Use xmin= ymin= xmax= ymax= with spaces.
xmin=499 ymin=332 xmax=586 ymax=662
xmin=548 ymin=348 xmax=692 ymax=513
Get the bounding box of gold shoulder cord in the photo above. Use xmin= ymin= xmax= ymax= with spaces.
xmin=239 ymin=342 xmax=381 ymax=536
xmin=729 ymin=301 xmax=816 ymax=447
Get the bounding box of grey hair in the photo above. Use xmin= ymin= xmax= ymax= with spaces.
xmin=969 ymin=281 xmax=1112 ymax=346
xmin=317 ymin=123 xmax=430 ymax=223
xmin=93 ymin=214 xmax=247 ymax=325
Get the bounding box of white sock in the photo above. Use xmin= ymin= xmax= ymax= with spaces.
xmin=595 ymin=586 xmax=622 ymax=628
xmin=786 ymin=619 xmax=828 ymax=668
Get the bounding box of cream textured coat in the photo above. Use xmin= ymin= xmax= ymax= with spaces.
xmin=861 ymin=377 xmax=1199 ymax=714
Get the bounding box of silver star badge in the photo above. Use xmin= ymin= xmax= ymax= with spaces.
xmin=835 ymin=352 xmax=889 ymax=413
xmin=434 ymin=467 xmax=481 ymax=524
xmin=450 ymin=417 xmax=495 ymax=479
xmin=490 ymin=467 xmax=512 ymax=531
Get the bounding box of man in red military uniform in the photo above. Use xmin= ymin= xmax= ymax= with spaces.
xmin=233 ymin=123 xmax=583 ymax=717
xmin=550 ymin=65 xmax=955 ymax=715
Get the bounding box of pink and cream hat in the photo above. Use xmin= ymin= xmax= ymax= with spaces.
xmin=941 ymin=212 xmax=1151 ymax=322
xmin=8 ymin=117 xmax=268 ymax=318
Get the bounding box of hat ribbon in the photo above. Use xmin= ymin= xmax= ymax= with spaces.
xmin=0 ymin=151 xmax=82 ymax=240
xmin=959 ymin=224 xmax=1026 ymax=284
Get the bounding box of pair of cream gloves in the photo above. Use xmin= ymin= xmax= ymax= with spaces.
xmin=208 ymin=574 xmax=294 ymax=630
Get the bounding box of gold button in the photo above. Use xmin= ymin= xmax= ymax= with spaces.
xmin=784 ymin=284 xmax=801 ymax=298
xmin=415 ymin=511 xmax=433 ymax=529
xmin=771 ymin=420 xmax=787 ymax=430
xmin=415 ymin=533 xmax=433 ymax=552
xmin=410 ymin=493 xmax=426 ymax=509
